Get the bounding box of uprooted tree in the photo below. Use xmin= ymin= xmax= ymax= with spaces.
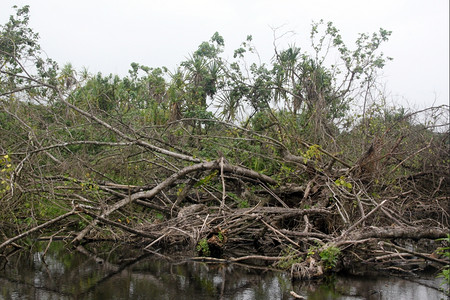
xmin=1 ymin=6 xmax=449 ymax=281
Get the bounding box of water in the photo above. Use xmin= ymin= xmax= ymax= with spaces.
xmin=0 ymin=241 xmax=447 ymax=299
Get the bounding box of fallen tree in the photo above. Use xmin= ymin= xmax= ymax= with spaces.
xmin=0 ymin=6 xmax=449 ymax=284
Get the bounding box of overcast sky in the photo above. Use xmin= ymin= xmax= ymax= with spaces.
xmin=1 ymin=0 xmax=448 ymax=109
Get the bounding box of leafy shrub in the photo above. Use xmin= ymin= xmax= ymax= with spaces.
xmin=319 ymin=246 xmax=341 ymax=270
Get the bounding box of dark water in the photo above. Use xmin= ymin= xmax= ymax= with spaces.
xmin=0 ymin=241 xmax=447 ymax=299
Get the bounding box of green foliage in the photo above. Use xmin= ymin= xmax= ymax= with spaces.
xmin=249 ymin=110 xmax=274 ymax=132
xmin=303 ymin=144 xmax=322 ymax=163
xmin=437 ymin=268 xmax=449 ymax=295
xmin=0 ymin=154 xmax=13 ymax=195
xmin=310 ymin=19 xmax=392 ymax=81
xmin=334 ymin=176 xmax=352 ymax=191
xmin=36 ymin=199 xmax=69 ymax=219
xmin=276 ymin=163 xmax=297 ymax=183
xmin=237 ymin=199 xmax=249 ymax=208
xmin=0 ymin=5 xmax=59 ymax=98
xmin=307 ymin=245 xmax=319 ymax=258
xmin=436 ymin=234 xmax=450 ymax=295
xmin=319 ymin=246 xmax=341 ymax=270
xmin=79 ymin=173 xmax=99 ymax=191
xmin=154 ymin=212 xmax=164 ymax=222
xmin=217 ymin=231 xmax=224 ymax=242
xmin=196 ymin=238 xmax=211 ymax=257
xmin=277 ymin=246 xmax=303 ymax=269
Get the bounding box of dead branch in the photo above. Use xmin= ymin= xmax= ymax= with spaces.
xmin=341 ymin=199 xmax=388 ymax=236
xmin=348 ymin=226 xmax=448 ymax=240
xmin=0 ymin=209 xmax=77 ymax=250
xmin=382 ymin=241 xmax=448 ymax=265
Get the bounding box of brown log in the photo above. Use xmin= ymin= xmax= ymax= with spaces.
xmin=348 ymin=226 xmax=448 ymax=240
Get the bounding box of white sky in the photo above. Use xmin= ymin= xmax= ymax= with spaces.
xmin=1 ymin=0 xmax=449 ymax=109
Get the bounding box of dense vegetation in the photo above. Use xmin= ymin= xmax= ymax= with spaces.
xmin=1 ymin=6 xmax=449 ymax=287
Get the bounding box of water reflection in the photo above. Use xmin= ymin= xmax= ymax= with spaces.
xmin=0 ymin=242 xmax=447 ymax=299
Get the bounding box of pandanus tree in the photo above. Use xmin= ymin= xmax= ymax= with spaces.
xmin=181 ymin=32 xmax=224 ymax=111
xmin=273 ymin=45 xmax=303 ymax=114
xmin=167 ymin=32 xmax=225 ymax=133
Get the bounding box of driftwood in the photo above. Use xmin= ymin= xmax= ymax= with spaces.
xmin=1 ymin=149 xmax=448 ymax=280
